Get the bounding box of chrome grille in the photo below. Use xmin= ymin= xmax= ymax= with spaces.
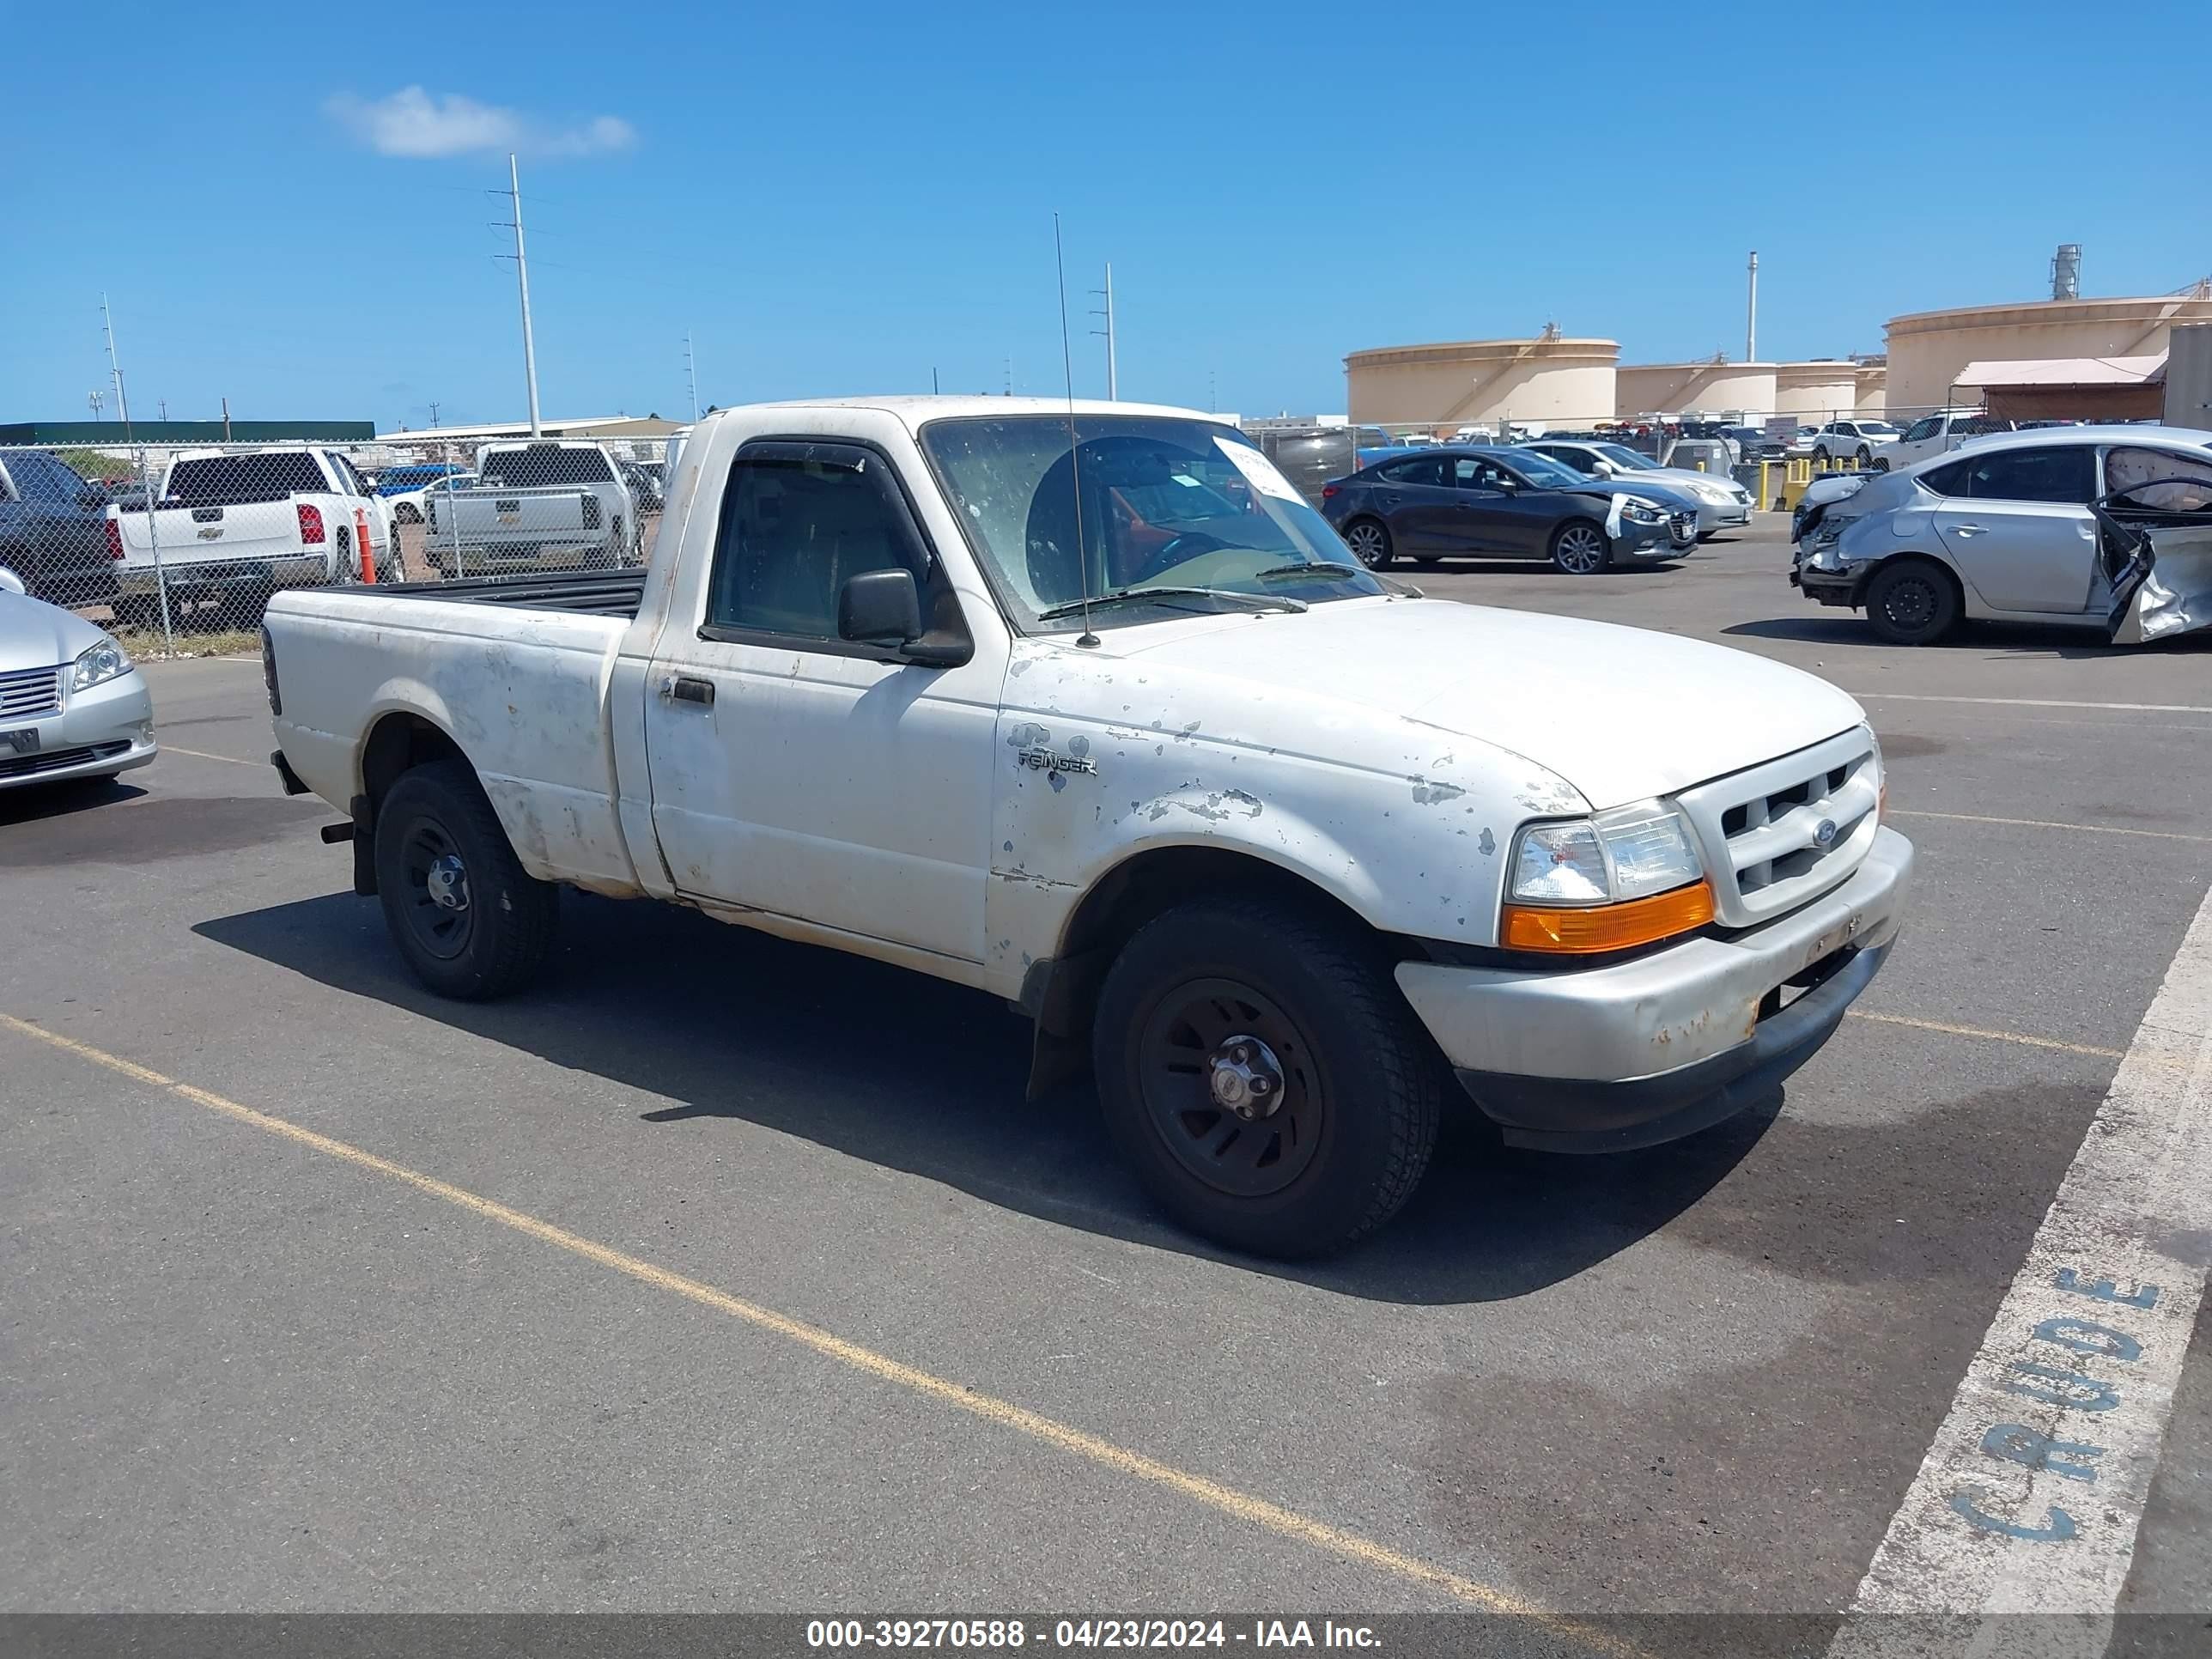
xmin=0 ymin=664 xmax=63 ymax=720
xmin=1675 ymin=728 xmax=1880 ymax=927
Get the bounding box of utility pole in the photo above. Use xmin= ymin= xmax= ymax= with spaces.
xmin=157 ymin=399 xmax=167 ymax=421
xmin=428 ymin=400 xmax=441 ymax=428
xmin=100 ymin=293 xmax=134 ymax=441
xmin=88 ymin=391 xmax=104 ymax=422
xmin=684 ymin=330 xmax=699 ymax=422
xmin=1004 ymin=356 xmax=1012 ymax=397
xmin=221 ymin=397 xmax=231 ymax=441
xmin=1746 ymin=251 xmax=1759 ymax=363
xmin=1091 ymin=263 xmax=1117 ymax=400
xmin=932 ymin=367 xmax=939 ymax=395
xmin=507 ymin=154 xmax=543 ymax=436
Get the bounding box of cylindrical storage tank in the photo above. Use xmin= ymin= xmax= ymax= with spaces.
xmin=1854 ymin=363 xmax=1887 ymax=416
xmin=1613 ymin=362 xmax=1777 ymax=419
xmin=1886 ymin=295 xmax=2212 ymax=413
xmin=1773 ymin=362 xmax=1862 ymax=423
xmin=1345 ymin=337 xmax=1619 ymax=430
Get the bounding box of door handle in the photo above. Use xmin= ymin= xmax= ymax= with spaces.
xmin=660 ymin=674 xmax=714 ymax=706
xmin=1951 ymin=524 xmax=1987 ymax=537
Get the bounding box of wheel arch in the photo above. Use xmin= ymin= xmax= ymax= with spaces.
xmin=1018 ymin=840 xmax=1395 ymax=1100
xmin=352 ymin=704 xmax=495 ymax=896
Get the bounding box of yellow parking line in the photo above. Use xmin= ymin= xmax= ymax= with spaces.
xmin=1889 ymin=808 xmax=2212 ymax=846
xmin=0 ymin=1013 xmax=1639 ymax=1650
xmin=159 ymin=745 xmax=263 ymax=768
xmin=1845 ymin=1009 xmax=2124 ymax=1059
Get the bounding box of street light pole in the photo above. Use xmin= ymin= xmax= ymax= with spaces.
xmin=1746 ymin=251 xmax=1759 ymax=363
xmin=509 ymin=154 xmax=543 ymax=437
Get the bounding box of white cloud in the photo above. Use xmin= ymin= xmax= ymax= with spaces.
xmin=326 ymin=87 xmax=636 ymax=160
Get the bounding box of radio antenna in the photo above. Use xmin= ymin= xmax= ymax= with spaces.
xmin=1054 ymin=213 xmax=1097 ymax=647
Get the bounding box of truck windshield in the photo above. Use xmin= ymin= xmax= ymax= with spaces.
xmin=919 ymin=415 xmax=1386 ymax=633
xmin=166 ymin=452 xmax=330 ymax=506
xmin=479 ymin=445 xmax=617 ymax=487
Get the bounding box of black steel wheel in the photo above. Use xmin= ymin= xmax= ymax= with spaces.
xmin=1094 ymin=896 xmax=1440 ymax=1258
xmin=1136 ymin=976 xmax=1325 ymax=1199
xmin=1341 ymin=518 xmax=1393 ymax=569
xmin=1863 ymin=557 xmax=1960 ymax=646
xmin=374 ymin=758 xmax=558 ymax=1000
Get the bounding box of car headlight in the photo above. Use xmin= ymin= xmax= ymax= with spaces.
xmin=1620 ymin=500 xmax=1665 ymax=523
xmin=1505 ymin=806 xmax=1712 ymax=952
xmin=1691 ymin=480 xmax=1731 ymax=501
xmin=71 ymin=634 xmax=132 ymax=691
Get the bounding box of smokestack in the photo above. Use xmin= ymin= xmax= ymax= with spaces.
xmin=2051 ymin=243 xmax=2081 ymax=301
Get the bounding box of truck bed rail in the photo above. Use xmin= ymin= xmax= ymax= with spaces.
xmin=346 ymin=568 xmax=647 ymax=617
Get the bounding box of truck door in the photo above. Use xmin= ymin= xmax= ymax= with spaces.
xmin=640 ymin=439 xmax=994 ymax=962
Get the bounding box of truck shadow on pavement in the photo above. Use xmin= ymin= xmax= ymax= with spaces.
xmin=1724 ymin=616 xmax=2212 ymax=657
xmin=197 ymin=889 xmax=1791 ymax=1304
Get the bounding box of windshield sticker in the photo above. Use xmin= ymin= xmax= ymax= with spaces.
xmin=1214 ymin=438 xmax=1304 ymax=504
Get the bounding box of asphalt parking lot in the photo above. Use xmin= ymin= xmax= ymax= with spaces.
xmin=6 ymin=517 xmax=2209 ymax=1645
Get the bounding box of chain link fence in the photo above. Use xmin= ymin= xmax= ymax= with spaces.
xmin=1 ymin=437 xmax=670 ymax=657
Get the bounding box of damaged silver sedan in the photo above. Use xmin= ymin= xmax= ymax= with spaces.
xmin=1790 ymin=426 xmax=2212 ymax=646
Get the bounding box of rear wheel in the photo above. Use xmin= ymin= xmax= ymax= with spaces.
xmin=1092 ymin=896 xmax=1440 ymax=1258
xmin=1551 ymin=520 xmax=1610 ymax=574
xmin=1855 ymin=446 xmax=1872 ymax=467
xmin=374 ymin=759 xmax=559 ymax=1000
xmin=394 ymin=501 xmax=422 ymax=525
xmin=1863 ymin=557 xmax=1960 ymax=646
xmin=1342 ymin=517 xmax=1393 ymax=569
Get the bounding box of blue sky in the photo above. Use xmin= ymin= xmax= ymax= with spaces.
xmin=5 ymin=0 xmax=2208 ymax=430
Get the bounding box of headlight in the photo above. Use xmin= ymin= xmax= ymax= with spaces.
xmin=1620 ymin=501 xmax=1665 ymax=523
xmin=1692 ymin=480 xmax=1731 ymax=501
xmin=1504 ymin=805 xmax=1713 ymax=952
xmin=71 ymin=635 xmax=132 ymax=691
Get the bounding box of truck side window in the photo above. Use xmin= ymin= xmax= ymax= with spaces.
xmin=706 ymin=447 xmax=929 ymax=641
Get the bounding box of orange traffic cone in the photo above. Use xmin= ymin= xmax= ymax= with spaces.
xmin=356 ymin=507 xmax=378 ymax=584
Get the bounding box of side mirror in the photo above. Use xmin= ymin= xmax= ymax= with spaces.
xmin=1591 ymin=460 xmax=1615 ymax=478
xmin=838 ymin=568 xmax=924 ymax=647
xmin=0 ymin=567 xmax=25 ymax=596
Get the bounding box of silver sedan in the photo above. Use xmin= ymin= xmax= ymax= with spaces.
xmin=0 ymin=567 xmax=157 ymax=790
xmin=1522 ymin=440 xmax=1755 ymax=538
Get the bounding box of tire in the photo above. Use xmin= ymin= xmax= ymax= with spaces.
xmin=1863 ymin=558 xmax=1960 ymax=646
xmin=1092 ymin=896 xmax=1441 ymax=1258
xmin=1550 ymin=519 xmax=1610 ymax=574
xmin=1341 ymin=517 xmax=1393 ymax=569
xmin=394 ymin=501 xmax=422 ymax=525
xmin=1412 ymin=554 xmax=1443 ymax=567
xmin=1855 ymin=446 xmax=1871 ymax=467
xmin=374 ymin=758 xmax=559 ymax=1000
xmin=335 ymin=526 xmax=356 ymax=583
xmin=1812 ymin=447 xmax=1832 ymax=466
xmin=1870 ymin=458 xmax=1891 ymax=473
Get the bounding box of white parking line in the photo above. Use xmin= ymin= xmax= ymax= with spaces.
xmin=1852 ymin=692 xmax=2212 ymax=715
xmin=159 ymin=745 xmax=264 ymax=768
xmin=1830 ymin=881 xmax=2212 ymax=1652
xmin=1888 ymin=808 xmax=2212 ymax=846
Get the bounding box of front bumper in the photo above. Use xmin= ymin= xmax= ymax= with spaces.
xmin=1698 ymin=498 xmax=1753 ymax=534
xmin=1613 ymin=516 xmax=1677 ymax=558
xmin=1395 ymin=826 xmax=1913 ymax=1152
xmin=0 ymin=667 xmax=157 ymax=790
xmin=1792 ymin=561 xmax=1865 ymax=608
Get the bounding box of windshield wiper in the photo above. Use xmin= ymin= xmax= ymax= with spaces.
xmin=1249 ymin=561 xmax=1364 ymax=581
xmin=1036 ymin=586 xmax=1307 ymax=621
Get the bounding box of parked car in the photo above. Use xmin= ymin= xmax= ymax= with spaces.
xmin=1809 ymin=420 xmax=1905 ymax=469
xmin=0 ymin=565 xmax=156 ymax=788
xmin=262 ymin=396 xmax=1911 ymax=1257
xmin=1250 ymin=426 xmax=1360 ymax=507
xmin=1723 ymin=425 xmax=1783 ymax=462
xmin=0 ymin=450 xmax=121 ymax=608
xmin=1790 ymin=426 xmax=2212 ymax=645
xmin=1784 ymin=427 xmax=1821 ymax=459
xmin=111 ymin=447 xmax=397 ymax=628
xmin=1877 ymin=410 xmax=2015 ymax=471
xmin=619 ymin=459 xmax=665 ymax=514
xmin=422 ymin=441 xmax=639 ymax=577
xmin=1520 ymin=440 xmax=1755 ymax=539
xmin=373 ymin=464 xmax=472 ymax=525
xmin=1323 ymin=446 xmax=1698 ymax=573
xmin=1352 ymin=427 xmax=1408 ymax=470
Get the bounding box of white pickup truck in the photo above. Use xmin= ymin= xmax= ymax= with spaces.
xmin=421 ymin=440 xmax=637 ymax=576
xmin=264 ymin=398 xmax=1913 ymax=1257
xmin=114 ymin=447 xmax=395 ymax=626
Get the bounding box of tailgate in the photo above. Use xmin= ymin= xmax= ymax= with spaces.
xmin=118 ymin=500 xmax=310 ymax=568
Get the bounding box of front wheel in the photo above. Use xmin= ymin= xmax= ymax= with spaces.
xmin=1863 ymin=558 xmax=1960 ymax=646
xmin=1092 ymin=896 xmax=1441 ymax=1258
xmin=1341 ymin=517 xmax=1393 ymax=569
xmin=1855 ymin=446 xmax=1872 ymax=467
xmin=1551 ymin=520 xmax=1610 ymax=574
xmin=394 ymin=501 xmax=422 ymax=525
xmin=374 ymin=759 xmax=559 ymax=1000
xmin=1813 ymin=447 xmax=1832 ymax=466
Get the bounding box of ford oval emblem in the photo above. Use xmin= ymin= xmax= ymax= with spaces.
xmin=1814 ymin=817 xmax=1838 ymax=847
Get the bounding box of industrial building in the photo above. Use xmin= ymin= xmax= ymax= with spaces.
xmin=1344 ymin=330 xmax=1618 ymax=429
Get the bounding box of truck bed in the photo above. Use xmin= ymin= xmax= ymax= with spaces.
xmin=357 ymin=568 xmax=647 ymax=617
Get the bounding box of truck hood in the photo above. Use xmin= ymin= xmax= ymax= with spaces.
xmin=1109 ymin=597 xmax=1865 ymax=809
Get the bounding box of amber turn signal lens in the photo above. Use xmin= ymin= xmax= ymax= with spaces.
xmin=1501 ymin=880 xmax=1717 ymax=954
